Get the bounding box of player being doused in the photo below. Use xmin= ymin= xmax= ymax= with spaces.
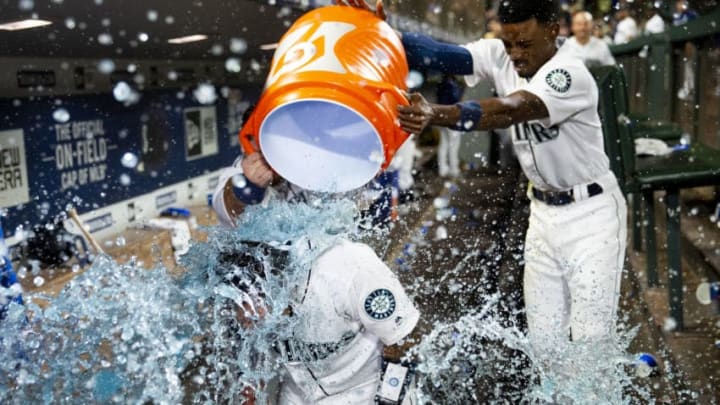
xmin=213 ymin=233 xmax=419 ymax=404
xmin=209 ymin=119 xmax=420 ymax=404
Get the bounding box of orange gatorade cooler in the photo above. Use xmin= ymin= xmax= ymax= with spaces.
xmin=240 ymin=5 xmax=410 ymax=193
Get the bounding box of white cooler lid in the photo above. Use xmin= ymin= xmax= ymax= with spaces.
xmin=259 ymin=99 xmax=384 ymax=193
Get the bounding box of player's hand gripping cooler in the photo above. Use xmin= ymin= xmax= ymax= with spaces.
xmin=238 ymin=5 xmax=411 ymax=193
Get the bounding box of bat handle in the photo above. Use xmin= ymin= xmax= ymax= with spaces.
xmin=68 ymin=208 xmax=105 ymax=255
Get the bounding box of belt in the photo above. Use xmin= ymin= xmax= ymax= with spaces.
xmin=531 ymin=183 xmax=603 ymax=206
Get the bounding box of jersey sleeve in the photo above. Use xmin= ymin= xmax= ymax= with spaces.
xmin=346 ymin=243 xmax=419 ymax=345
xmin=211 ymin=158 xmax=244 ymax=227
xmin=461 ymin=39 xmax=510 ymax=88
xmin=523 ymin=60 xmax=596 ymax=127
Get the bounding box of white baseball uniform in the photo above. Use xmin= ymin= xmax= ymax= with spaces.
xmin=564 ymin=36 xmax=616 ymax=68
xmin=437 ymin=127 xmax=462 ymax=177
xmin=614 ymin=16 xmax=639 ymax=44
xmin=212 ymin=171 xmax=420 ymax=404
xmin=462 ymin=39 xmax=627 ymax=351
xmin=644 ymin=13 xmax=666 ymax=34
xmin=279 ymin=240 xmax=419 ymax=404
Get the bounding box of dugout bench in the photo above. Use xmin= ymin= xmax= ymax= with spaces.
xmin=592 ymin=65 xmax=720 ymax=329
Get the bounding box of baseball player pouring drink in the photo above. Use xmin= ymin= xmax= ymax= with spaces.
xmin=340 ymin=0 xmax=627 ymax=355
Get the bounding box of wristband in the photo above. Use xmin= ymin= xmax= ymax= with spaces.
xmin=452 ymin=100 xmax=483 ymax=131
xmin=232 ymin=179 xmax=267 ymax=205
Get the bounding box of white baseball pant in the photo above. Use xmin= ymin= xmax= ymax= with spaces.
xmin=523 ymin=173 xmax=627 ymax=352
xmin=437 ymin=127 xmax=462 ymax=177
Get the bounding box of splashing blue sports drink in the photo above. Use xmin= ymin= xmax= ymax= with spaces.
xmin=0 ymin=197 xmax=652 ymax=404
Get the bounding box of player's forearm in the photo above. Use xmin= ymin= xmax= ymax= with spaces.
xmin=434 ymin=91 xmax=549 ymax=131
xmin=477 ymin=92 xmax=549 ymax=129
xmin=428 ymin=103 xmax=462 ymax=127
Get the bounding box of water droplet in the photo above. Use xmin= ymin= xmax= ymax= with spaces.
xmin=115 ymin=236 xmax=126 ymax=247
xmin=165 ymin=15 xmax=174 ymax=24
xmin=193 ymin=83 xmax=218 ymax=105
xmin=230 ymin=38 xmax=247 ymax=54
xmin=433 ymin=197 xmax=449 ymax=209
xmin=146 ymin=10 xmax=158 ymax=21
xmin=435 ymin=225 xmax=448 ymax=240
xmin=250 ymin=60 xmax=261 ymax=72
xmin=119 ymin=174 xmax=131 ymax=186
xmin=121 ymin=152 xmax=138 ymax=168
xmin=368 ymin=150 xmax=384 ymax=164
xmin=52 ymin=108 xmax=70 ymax=123
xmin=225 ymin=58 xmax=241 ymax=73
xmin=663 ymin=317 xmax=677 ymax=332
xmin=231 ymin=174 xmax=247 ymax=189
xmin=113 ymin=82 xmax=140 ymax=105
xmin=33 ymin=276 xmax=45 ymax=287
xmin=97 ymin=33 xmax=113 ymax=46
xmin=138 ymin=32 xmax=149 ymax=42
xmin=406 ymin=70 xmax=423 ymax=89
xmin=210 ymin=44 xmax=223 ymax=56
xmin=97 ymin=59 xmax=115 ymax=74
xmin=18 ymin=0 xmax=33 ymax=11
xmin=372 ymin=49 xmax=390 ymax=67
xmin=65 ymin=17 xmax=76 ymax=29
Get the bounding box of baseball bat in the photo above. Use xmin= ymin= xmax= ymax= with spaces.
xmin=68 ymin=208 xmax=105 ymax=255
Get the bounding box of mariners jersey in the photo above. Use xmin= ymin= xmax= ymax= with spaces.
xmin=281 ymin=239 xmax=419 ymax=403
xmin=462 ymin=39 xmax=610 ymax=191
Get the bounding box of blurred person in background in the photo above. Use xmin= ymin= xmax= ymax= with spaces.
xmin=593 ymin=19 xmax=614 ymax=44
xmin=566 ymin=11 xmax=616 ymax=67
xmin=643 ymin=4 xmax=666 ymax=34
xmin=673 ymin=1 xmax=699 ymax=100
xmin=436 ymin=74 xmax=464 ymax=178
xmin=613 ymin=4 xmax=639 ymax=44
xmin=558 ymin=9 xmax=572 ymax=37
xmin=673 ymin=0 xmax=698 ymax=25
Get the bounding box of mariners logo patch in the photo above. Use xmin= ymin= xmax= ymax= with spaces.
xmin=545 ymin=68 xmax=572 ymax=93
xmin=364 ymin=289 xmax=396 ymax=320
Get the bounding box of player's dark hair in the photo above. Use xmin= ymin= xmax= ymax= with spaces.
xmin=497 ymin=0 xmax=560 ymax=24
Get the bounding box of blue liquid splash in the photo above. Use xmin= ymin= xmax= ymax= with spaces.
xmin=0 ymin=198 xmax=652 ymax=404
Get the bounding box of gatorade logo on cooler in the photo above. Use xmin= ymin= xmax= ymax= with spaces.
xmin=266 ymin=21 xmax=355 ymax=88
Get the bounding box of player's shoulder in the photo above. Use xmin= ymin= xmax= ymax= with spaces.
xmin=462 ymin=38 xmax=506 ymax=56
xmin=534 ymin=48 xmax=594 ymax=94
xmin=315 ymin=239 xmax=379 ymax=266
